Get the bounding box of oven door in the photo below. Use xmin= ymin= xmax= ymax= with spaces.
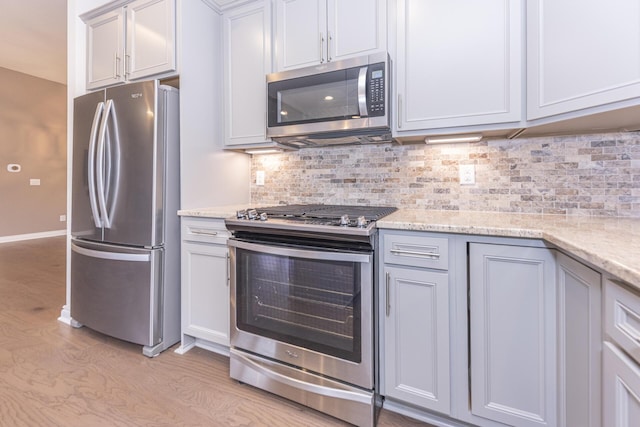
xmin=228 ymin=238 xmax=374 ymax=389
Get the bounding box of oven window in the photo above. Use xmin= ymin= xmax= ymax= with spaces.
xmin=235 ymin=247 xmax=362 ymax=363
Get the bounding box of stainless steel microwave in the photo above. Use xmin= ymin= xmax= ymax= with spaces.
xmin=266 ymin=52 xmax=391 ymax=147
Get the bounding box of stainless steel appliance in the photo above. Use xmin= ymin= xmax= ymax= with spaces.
xmin=70 ymin=80 xmax=180 ymax=357
xmin=226 ymin=205 xmax=397 ymax=427
xmin=266 ymin=53 xmax=391 ymax=147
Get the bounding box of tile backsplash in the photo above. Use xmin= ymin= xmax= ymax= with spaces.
xmin=251 ymin=132 xmax=640 ymax=217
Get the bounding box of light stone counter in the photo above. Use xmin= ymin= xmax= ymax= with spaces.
xmin=177 ymin=204 xmax=253 ymax=219
xmin=378 ymin=210 xmax=640 ymax=289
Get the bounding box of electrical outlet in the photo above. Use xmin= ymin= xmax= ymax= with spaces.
xmin=256 ymin=170 xmax=265 ymax=186
xmin=59 ymin=215 xmax=66 ymax=222
xmin=459 ymin=164 xmax=476 ymax=185
xmin=30 ymin=178 xmax=41 ymax=186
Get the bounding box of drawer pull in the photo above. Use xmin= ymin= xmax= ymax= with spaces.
xmin=390 ymin=248 xmax=440 ymax=259
xmin=189 ymin=229 xmax=219 ymax=237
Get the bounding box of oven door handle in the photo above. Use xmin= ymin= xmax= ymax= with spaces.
xmin=228 ymin=239 xmax=372 ymax=264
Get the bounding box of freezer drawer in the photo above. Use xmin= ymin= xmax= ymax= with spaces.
xmin=70 ymin=240 xmax=163 ymax=346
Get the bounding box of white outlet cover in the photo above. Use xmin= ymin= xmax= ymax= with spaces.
xmin=256 ymin=170 xmax=265 ymax=186
xmin=30 ymin=178 xmax=41 ymax=186
xmin=459 ymin=164 xmax=475 ymax=185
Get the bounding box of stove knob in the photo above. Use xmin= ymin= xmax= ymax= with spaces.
xmin=340 ymin=214 xmax=350 ymax=226
xmin=247 ymin=209 xmax=258 ymax=220
xmin=236 ymin=209 xmax=247 ymax=219
xmin=356 ymin=216 xmax=368 ymax=228
xmin=259 ymin=212 xmax=268 ymax=221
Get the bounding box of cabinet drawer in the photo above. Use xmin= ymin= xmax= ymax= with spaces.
xmin=605 ymin=278 xmax=640 ymax=365
xmin=181 ymin=217 xmax=230 ymax=245
xmin=383 ymin=233 xmax=449 ymax=270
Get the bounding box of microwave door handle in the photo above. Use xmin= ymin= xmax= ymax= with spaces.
xmin=357 ymin=66 xmax=368 ymax=117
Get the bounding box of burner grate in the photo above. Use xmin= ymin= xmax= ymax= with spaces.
xmin=254 ymin=204 xmax=397 ymax=221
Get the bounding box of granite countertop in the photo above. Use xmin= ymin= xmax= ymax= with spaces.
xmin=179 ymin=205 xmax=639 ymax=288
xmin=178 ymin=204 xmax=253 ymax=219
xmin=378 ymin=209 xmax=640 ymax=288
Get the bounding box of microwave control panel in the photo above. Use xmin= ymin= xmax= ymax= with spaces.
xmin=368 ymin=62 xmax=386 ymax=117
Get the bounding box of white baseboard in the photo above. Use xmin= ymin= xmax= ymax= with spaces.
xmin=0 ymin=229 xmax=66 ymax=243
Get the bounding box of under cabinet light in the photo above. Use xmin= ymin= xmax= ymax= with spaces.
xmin=245 ymin=148 xmax=283 ymax=155
xmin=425 ymin=134 xmax=483 ymax=144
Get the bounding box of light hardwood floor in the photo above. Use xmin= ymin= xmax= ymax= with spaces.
xmin=0 ymin=237 xmax=432 ymax=427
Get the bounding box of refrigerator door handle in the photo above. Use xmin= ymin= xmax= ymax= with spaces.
xmin=96 ymin=99 xmax=114 ymax=228
xmin=88 ymin=102 xmax=104 ymax=228
xmin=71 ymin=242 xmax=150 ymax=262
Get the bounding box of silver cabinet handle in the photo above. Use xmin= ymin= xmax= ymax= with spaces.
xmin=114 ymin=52 xmax=121 ymax=78
xmin=327 ymin=31 xmax=332 ymax=62
xmin=189 ymin=229 xmax=219 ymax=237
xmin=319 ymin=32 xmax=325 ymax=63
xmin=386 ymin=272 xmax=391 ymax=316
xmin=226 ymin=252 xmax=230 ymax=287
xmin=125 ymin=54 xmax=131 ymax=76
xmin=390 ymin=248 xmax=440 ymax=259
xmin=397 ymin=94 xmax=402 ymax=128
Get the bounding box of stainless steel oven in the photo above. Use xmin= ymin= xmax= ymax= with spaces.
xmin=226 ymin=204 xmax=396 ymax=427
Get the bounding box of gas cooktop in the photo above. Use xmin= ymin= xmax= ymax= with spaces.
xmin=225 ymin=204 xmax=398 ymax=238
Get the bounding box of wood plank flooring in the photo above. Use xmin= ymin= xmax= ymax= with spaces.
xmin=0 ymin=237 xmax=433 ymax=427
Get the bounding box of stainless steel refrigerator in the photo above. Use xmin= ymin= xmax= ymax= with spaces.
xmin=70 ymin=80 xmax=180 ymax=357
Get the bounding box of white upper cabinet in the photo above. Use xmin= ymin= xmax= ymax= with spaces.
xmin=275 ymin=0 xmax=387 ymax=71
xmin=85 ymin=0 xmax=176 ymax=90
xmin=394 ymin=0 xmax=522 ymax=133
xmin=125 ymin=0 xmax=176 ymax=81
xmin=223 ymin=1 xmax=272 ymax=147
xmin=86 ymin=9 xmax=125 ymax=89
xmin=527 ymin=0 xmax=640 ymax=121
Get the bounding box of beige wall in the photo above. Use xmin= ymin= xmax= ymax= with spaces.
xmin=0 ymin=67 xmax=67 ymax=237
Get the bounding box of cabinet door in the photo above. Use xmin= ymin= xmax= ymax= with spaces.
xmin=86 ymin=8 xmax=125 ymax=90
xmin=527 ymin=0 xmax=640 ymax=120
xmin=395 ymin=0 xmax=522 ymax=131
xmin=181 ymin=241 xmax=230 ymax=347
xmin=557 ymin=253 xmax=601 ymax=427
xmin=326 ymin=0 xmax=386 ymax=63
xmin=383 ymin=266 xmax=450 ymax=414
xmin=223 ymin=1 xmax=272 ymax=146
xmin=126 ymin=0 xmax=176 ymax=81
xmin=275 ymin=0 xmax=326 ymax=71
xmin=469 ymin=244 xmax=556 ymax=427
xmin=603 ymin=342 xmax=640 ymax=427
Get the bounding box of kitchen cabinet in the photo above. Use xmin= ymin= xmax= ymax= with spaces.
xmin=469 ymin=243 xmax=557 ymax=427
xmin=393 ymin=0 xmax=522 ymax=133
xmin=527 ymin=0 xmax=640 ymax=121
xmin=381 ymin=232 xmax=451 ymax=414
xmin=603 ymin=279 xmax=640 ymax=427
xmin=556 ymin=253 xmax=601 ymax=427
xmin=223 ymin=1 xmax=273 ymax=147
xmin=274 ymin=0 xmax=386 ymax=71
xmin=177 ymin=217 xmax=230 ymax=355
xmin=85 ymin=0 xmax=176 ymax=90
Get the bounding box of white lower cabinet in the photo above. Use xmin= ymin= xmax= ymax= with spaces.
xmin=178 ymin=217 xmax=230 ymax=354
xmin=603 ymin=342 xmax=640 ymax=427
xmin=383 ymin=266 xmax=450 ymax=413
xmin=604 ymin=278 xmax=640 ymax=427
xmin=381 ymin=232 xmax=451 ymax=415
xmin=469 ymin=243 xmax=557 ymax=427
xmin=380 ymin=233 xmax=603 ymax=427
